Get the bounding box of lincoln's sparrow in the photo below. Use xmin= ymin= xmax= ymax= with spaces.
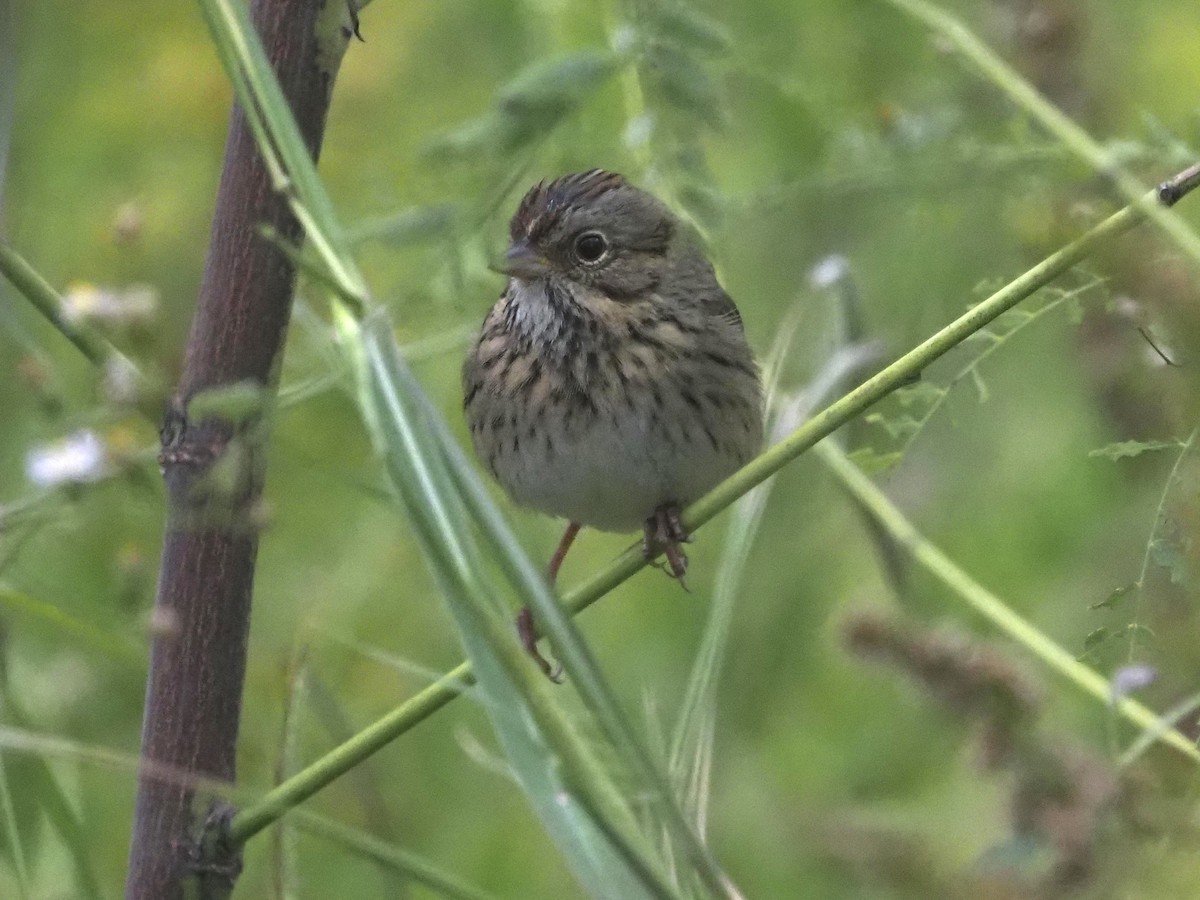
xmin=463 ymin=169 xmax=763 ymax=675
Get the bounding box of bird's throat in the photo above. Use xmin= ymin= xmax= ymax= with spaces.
xmin=502 ymin=277 xmax=599 ymax=360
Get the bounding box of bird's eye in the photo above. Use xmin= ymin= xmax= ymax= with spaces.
xmin=573 ymin=231 xmax=608 ymax=264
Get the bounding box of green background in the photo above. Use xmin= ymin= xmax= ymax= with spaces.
xmin=3 ymin=0 xmax=1200 ymax=896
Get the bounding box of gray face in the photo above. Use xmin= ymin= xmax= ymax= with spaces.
xmin=506 ymin=170 xmax=677 ymax=300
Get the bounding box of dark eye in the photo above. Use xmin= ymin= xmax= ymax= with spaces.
xmin=573 ymin=231 xmax=608 ymax=264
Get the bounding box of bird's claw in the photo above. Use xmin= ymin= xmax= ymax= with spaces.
xmin=643 ymin=504 xmax=691 ymax=589
xmin=517 ymin=605 xmax=563 ymax=683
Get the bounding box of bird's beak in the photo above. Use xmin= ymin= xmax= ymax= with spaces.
xmin=501 ymin=240 xmax=549 ymax=279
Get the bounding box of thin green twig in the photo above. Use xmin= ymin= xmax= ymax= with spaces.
xmin=888 ymin=275 xmax=1106 ymax=461
xmin=815 ymin=439 xmax=1200 ymax=764
xmin=0 ymin=242 xmax=149 ymax=404
xmin=1126 ymin=426 xmax=1198 ymax=662
xmin=1119 ymin=690 xmax=1200 ymax=769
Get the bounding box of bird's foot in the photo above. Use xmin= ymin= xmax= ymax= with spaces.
xmin=643 ymin=503 xmax=691 ymax=590
xmin=516 ymin=606 xmax=563 ymax=683
xmin=515 ymin=522 xmax=583 ymax=683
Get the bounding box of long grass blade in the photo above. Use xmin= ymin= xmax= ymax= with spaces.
xmin=355 ymin=312 xmax=684 ymax=899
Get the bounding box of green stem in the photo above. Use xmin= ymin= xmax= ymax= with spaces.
xmin=227 ymin=164 xmax=1200 ymax=840
xmin=0 ymin=243 xmax=132 ymax=371
xmin=0 ymin=242 xmax=155 ymax=419
xmin=228 ymin=664 xmax=473 ymax=843
xmin=1127 ymin=426 xmax=1198 ymax=662
xmin=815 ymin=440 xmax=1200 ymax=763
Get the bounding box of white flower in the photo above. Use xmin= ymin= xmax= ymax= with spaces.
xmin=1111 ymin=663 xmax=1157 ymax=702
xmin=63 ymin=282 xmax=158 ymax=324
xmin=25 ymin=430 xmax=109 ymax=487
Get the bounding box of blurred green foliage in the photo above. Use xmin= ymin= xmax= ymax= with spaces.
xmin=3 ymin=0 xmax=1200 ymax=897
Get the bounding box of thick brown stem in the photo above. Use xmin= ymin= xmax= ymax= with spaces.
xmin=125 ymin=3 xmax=346 ymax=897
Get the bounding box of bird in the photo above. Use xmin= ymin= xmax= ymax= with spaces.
xmin=463 ymin=169 xmax=763 ymax=676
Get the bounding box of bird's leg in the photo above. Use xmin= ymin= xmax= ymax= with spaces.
xmin=518 ymin=521 xmax=581 ymax=682
xmin=547 ymin=521 xmax=582 ymax=584
xmin=643 ymin=503 xmax=690 ymax=588
xmin=515 ymin=607 xmax=558 ymax=681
